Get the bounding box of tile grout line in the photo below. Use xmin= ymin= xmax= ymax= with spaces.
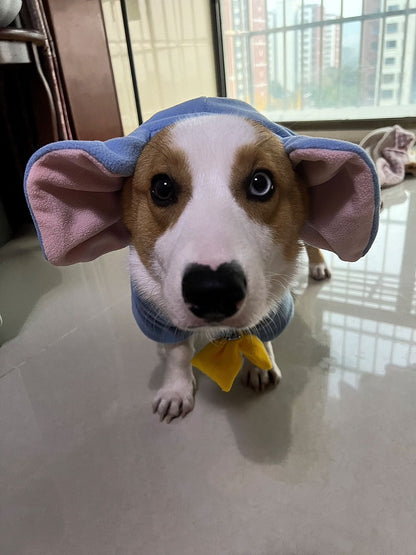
xmin=0 ymin=365 xmax=19 ymax=380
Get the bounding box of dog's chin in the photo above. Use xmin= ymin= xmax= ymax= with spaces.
xmin=166 ymin=301 xmax=272 ymax=336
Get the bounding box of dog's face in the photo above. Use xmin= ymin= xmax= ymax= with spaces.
xmin=123 ymin=115 xmax=308 ymax=332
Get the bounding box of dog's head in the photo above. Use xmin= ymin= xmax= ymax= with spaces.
xmin=24 ymin=98 xmax=380 ymax=332
xmin=123 ymin=114 xmax=307 ymax=330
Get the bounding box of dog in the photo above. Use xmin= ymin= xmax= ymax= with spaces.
xmin=122 ymin=114 xmax=331 ymax=421
xmin=24 ymin=97 xmax=379 ymax=422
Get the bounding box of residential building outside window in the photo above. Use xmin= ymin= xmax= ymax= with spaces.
xmin=221 ymin=0 xmax=416 ymax=122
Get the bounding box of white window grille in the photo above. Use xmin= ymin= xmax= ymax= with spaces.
xmin=221 ymin=0 xmax=416 ymax=121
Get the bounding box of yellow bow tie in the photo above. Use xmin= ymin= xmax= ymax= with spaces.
xmin=191 ymin=334 xmax=272 ymax=392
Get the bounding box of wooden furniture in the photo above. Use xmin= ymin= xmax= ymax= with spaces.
xmin=44 ymin=0 xmax=123 ymax=141
xmin=0 ymin=0 xmax=123 ymax=237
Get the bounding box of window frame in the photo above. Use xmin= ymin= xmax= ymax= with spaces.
xmin=211 ymin=0 xmax=416 ymax=141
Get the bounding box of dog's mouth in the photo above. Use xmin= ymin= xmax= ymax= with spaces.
xmin=185 ymin=298 xmax=245 ymax=322
xmin=161 ymin=259 xmax=279 ymax=332
xmin=184 ymin=298 xmax=245 ymax=326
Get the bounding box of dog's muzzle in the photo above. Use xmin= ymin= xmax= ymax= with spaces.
xmin=182 ymin=261 xmax=247 ymax=323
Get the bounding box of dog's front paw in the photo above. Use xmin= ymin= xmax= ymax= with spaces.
xmin=240 ymin=363 xmax=281 ymax=393
xmin=152 ymin=377 xmax=196 ymax=423
xmin=309 ymin=262 xmax=331 ymax=281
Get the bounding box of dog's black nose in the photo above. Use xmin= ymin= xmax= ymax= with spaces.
xmin=182 ymin=262 xmax=247 ymax=322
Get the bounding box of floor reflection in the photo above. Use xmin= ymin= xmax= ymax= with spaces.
xmin=295 ymin=177 xmax=416 ymax=398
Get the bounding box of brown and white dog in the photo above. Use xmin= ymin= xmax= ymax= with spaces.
xmin=122 ymin=115 xmax=329 ymax=421
xmin=24 ymin=98 xmax=379 ymax=423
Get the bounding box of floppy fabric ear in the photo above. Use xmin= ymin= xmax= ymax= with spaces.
xmin=24 ymin=97 xmax=381 ymax=265
xmin=24 ymin=134 xmax=149 ymax=265
xmin=282 ymin=135 xmax=380 ymax=262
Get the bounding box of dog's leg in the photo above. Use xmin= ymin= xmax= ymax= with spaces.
xmin=240 ymin=341 xmax=281 ymax=392
xmin=305 ymin=244 xmax=331 ymax=280
xmin=152 ymin=337 xmax=196 ymax=422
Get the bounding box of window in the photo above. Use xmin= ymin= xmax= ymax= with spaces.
xmin=101 ymin=0 xmax=217 ymax=132
xmin=386 ymin=22 xmax=399 ymax=33
xmin=381 ymin=89 xmax=394 ymax=99
xmin=220 ymin=0 xmax=416 ymax=122
xmin=102 ymin=0 xmax=416 ymax=130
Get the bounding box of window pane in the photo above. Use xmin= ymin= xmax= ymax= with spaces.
xmin=102 ymin=0 xmax=217 ymax=132
xmin=324 ymin=0 xmax=341 ymax=17
xmin=342 ymin=0 xmax=362 ymax=18
xmin=221 ymin=0 xmax=416 ymax=121
xmin=386 ymin=22 xmax=399 ymax=33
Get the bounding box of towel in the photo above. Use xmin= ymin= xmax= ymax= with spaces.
xmin=360 ymin=125 xmax=415 ymax=188
xmin=406 ymin=146 xmax=416 ymax=177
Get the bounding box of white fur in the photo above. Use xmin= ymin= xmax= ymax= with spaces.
xmin=152 ymin=339 xmax=196 ymax=422
xmin=309 ymin=261 xmax=331 ymax=281
xmin=129 ymin=115 xmax=301 ymax=421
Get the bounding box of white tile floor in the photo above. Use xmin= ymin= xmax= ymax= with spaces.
xmin=1 ymin=178 xmax=416 ymax=555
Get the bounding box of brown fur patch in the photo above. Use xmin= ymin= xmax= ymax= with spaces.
xmin=230 ymin=123 xmax=308 ymax=261
xmin=305 ymin=245 xmax=326 ymax=265
xmin=122 ymin=127 xmax=192 ymax=268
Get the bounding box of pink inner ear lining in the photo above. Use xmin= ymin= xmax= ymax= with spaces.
xmin=26 ymin=149 xmax=131 ymax=265
xmin=290 ymin=148 xmax=376 ymax=262
xmin=37 ymin=150 xmax=128 ymax=192
xmin=62 ymin=221 xmax=131 ymax=265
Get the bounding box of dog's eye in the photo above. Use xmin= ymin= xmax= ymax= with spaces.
xmin=248 ymin=171 xmax=274 ymax=201
xmin=151 ymin=174 xmax=177 ymax=206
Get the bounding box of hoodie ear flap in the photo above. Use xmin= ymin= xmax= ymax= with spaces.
xmin=24 ymin=142 xmax=136 ymax=265
xmin=283 ymin=136 xmax=380 ymax=262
